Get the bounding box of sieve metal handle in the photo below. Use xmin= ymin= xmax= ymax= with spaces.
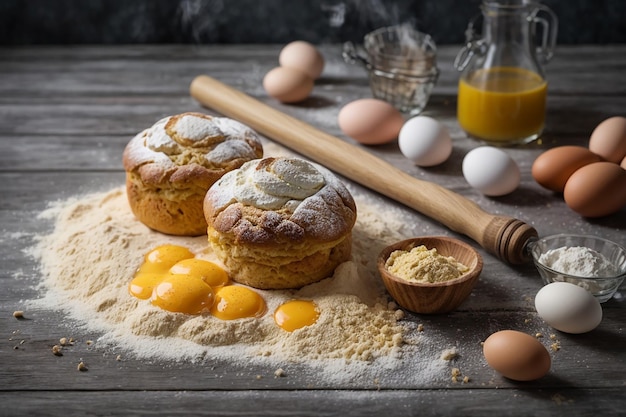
xmin=342 ymin=41 xmax=371 ymax=69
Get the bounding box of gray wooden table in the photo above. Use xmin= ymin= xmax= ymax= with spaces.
xmin=1 ymin=44 xmax=625 ymax=416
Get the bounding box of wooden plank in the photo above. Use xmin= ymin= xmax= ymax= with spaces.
xmin=0 ymin=135 xmax=128 ymax=171
xmin=1 ymin=46 xmax=625 ymax=96
xmin=2 ymin=45 xmax=625 ymax=72
xmin=0 ymin=95 xmax=622 ymax=144
xmin=1 ymin=388 xmax=624 ymax=417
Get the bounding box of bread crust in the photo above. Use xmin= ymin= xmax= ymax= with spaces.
xmin=204 ymin=157 xmax=357 ymax=289
xmin=123 ymin=112 xmax=263 ymax=236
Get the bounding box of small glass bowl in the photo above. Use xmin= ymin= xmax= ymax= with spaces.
xmin=528 ymin=234 xmax=626 ymax=303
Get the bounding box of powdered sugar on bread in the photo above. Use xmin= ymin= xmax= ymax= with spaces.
xmin=205 ymin=157 xmax=357 ymax=243
xmin=173 ymin=113 xmax=223 ymax=143
xmin=233 ymin=158 xmax=325 ymax=210
xmin=123 ymin=112 xmax=264 ymax=174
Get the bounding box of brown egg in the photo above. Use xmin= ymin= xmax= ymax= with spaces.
xmin=483 ymin=330 xmax=551 ymax=381
xmin=589 ymin=116 xmax=626 ymax=163
xmin=263 ymin=66 xmax=314 ymax=103
xmin=564 ymin=161 xmax=626 ymax=217
xmin=532 ymin=146 xmax=602 ymax=192
xmin=279 ymin=41 xmax=325 ymax=80
xmin=338 ymin=99 xmax=404 ymax=145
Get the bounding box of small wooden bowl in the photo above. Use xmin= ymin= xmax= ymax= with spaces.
xmin=377 ymin=236 xmax=483 ymax=314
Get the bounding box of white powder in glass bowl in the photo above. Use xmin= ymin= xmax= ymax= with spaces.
xmin=538 ymin=246 xmax=617 ymax=277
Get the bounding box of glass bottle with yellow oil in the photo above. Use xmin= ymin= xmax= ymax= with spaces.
xmin=454 ymin=0 xmax=557 ymax=145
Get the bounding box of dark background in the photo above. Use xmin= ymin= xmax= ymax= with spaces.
xmin=1 ymin=0 xmax=625 ymax=45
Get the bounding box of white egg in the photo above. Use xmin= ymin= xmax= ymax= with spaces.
xmin=534 ymin=282 xmax=602 ymax=334
xmin=398 ymin=116 xmax=452 ymax=167
xmin=462 ymin=146 xmax=520 ymax=196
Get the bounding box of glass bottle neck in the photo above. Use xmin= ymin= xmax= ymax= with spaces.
xmin=482 ymin=2 xmax=533 ymax=44
xmin=480 ymin=1 xmax=542 ymax=74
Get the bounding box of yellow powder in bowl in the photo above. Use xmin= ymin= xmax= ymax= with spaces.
xmin=385 ymin=245 xmax=469 ymax=283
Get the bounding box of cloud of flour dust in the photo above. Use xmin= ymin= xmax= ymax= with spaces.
xmin=178 ymin=0 xmax=225 ymax=43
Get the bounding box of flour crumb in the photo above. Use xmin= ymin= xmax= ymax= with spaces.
xmin=274 ymin=368 xmax=286 ymax=378
xmin=440 ymin=348 xmax=459 ymax=361
xmin=551 ymin=393 xmax=573 ymax=405
xmin=549 ymin=334 xmax=561 ymax=351
xmin=450 ymin=367 xmax=470 ymax=383
xmin=52 ymin=345 xmax=63 ymax=356
xmin=12 ymin=311 xmax=24 ymax=319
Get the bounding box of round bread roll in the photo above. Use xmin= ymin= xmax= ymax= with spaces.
xmin=123 ymin=112 xmax=263 ymax=236
xmin=204 ymin=157 xmax=357 ymax=289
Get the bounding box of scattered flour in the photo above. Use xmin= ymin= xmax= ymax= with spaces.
xmin=31 ymin=187 xmax=400 ymax=360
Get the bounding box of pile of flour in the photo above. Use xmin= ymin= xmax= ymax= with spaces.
xmin=32 ymin=186 xmax=404 ymax=361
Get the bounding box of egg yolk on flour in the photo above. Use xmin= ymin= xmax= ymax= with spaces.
xmin=129 ymin=245 xmax=265 ymax=317
xmin=211 ymin=286 xmax=267 ymax=320
xmin=274 ymin=300 xmax=320 ymax=332
xmin=129 ymin=245 xmax=195 ymax=299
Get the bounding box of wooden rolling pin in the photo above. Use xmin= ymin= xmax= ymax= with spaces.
xmin=190 ymin=75 xmax=537 ymax=264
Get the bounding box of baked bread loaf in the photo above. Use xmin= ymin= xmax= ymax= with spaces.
xmin=204 ymin=157 xmax=357 ymax=289
xmin=123 ymin=112 xmax=263 ymax=236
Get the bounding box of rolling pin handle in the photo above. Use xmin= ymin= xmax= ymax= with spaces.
xmin=486 ymin=217 xmax=538 ymax=264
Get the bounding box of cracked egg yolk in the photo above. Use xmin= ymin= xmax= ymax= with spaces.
xmin=129 ymin=245 xmax=195 ymax=300
xmin=169 ymin=258 xmax=229 ymax=288
xmin=129 ymin=245 xmax=265 ymax=318
xmin=211 ymin=285 xmax=266 ymax=320
xmin=151 ymin=273 xmax=215 ymax=314
xmin=274 ymin=300 xmax=320 ymax=332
